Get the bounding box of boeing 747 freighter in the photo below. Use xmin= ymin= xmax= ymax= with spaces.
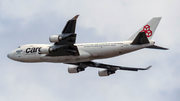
xmin=8 ymin=15 xmax=168 ymax=77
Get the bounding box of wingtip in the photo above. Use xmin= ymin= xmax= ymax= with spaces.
xmin=71 ymin=15 xmax=79 ymax=20
xmin=145 ymin=65 xmax=152 ymax=70
xmin=139 ymin=65 xmax=152 ymax=70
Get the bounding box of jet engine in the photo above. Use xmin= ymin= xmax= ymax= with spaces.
xmin=98 ymin=70 xmax=115 ymax=77
xmin=68 ymin=66 xmax=85 ymax=73
xmin=49 ymin=35 xmax=62 ymax=43
xmin=39 ymin=47 xmax=54 ymax=54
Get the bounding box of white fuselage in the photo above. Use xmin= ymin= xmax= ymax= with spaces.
xmin=8 ymin=40 xmax=155 ymax=63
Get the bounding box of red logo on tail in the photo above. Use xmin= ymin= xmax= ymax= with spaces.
xmin=141 ymin=25 xmax=152 ymax=37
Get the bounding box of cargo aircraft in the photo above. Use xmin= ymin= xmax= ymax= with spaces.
xmin=8 ymin=15 xmax=168 ymax=77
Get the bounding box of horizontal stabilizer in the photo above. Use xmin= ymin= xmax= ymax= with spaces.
xmin=131 ymin=32 xmax=149 ymax=45
xmin=146 ymin=45 xmax=168 ymax=50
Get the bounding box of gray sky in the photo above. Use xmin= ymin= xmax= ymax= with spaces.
xmin=0 ymin=0 xmax=180 ymax=101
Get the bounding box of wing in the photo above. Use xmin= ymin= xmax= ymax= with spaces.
xmin=47 ymin=15 xmax=79 ymax=56
xmin=55 ymin=15 xmax=79 ymax=45
xmin=70 ymin=61 xmax=151 ymax=72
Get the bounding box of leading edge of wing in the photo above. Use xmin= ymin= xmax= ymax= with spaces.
xmin=73 ymin=61 xmax=152 ymax=71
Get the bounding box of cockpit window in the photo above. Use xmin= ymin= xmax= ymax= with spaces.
xmin=16 ymin=50 xmax=22 ymax=54
xmin=18 ymin=46 xmax=21 ymax=48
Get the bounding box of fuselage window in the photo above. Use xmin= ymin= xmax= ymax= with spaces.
xmin=16 ymin=50 xmax=23 ymax=54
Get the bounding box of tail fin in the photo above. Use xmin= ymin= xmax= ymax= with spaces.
xmin=128 ymin=17 xmax=161 ymax=41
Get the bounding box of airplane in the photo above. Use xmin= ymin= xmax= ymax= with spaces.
xmin=7 ymin=15 xmax=168 ymax=77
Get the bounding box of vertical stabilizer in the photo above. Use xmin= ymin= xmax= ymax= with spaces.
xmin=128 ymin=17 xmax=161 ymax=41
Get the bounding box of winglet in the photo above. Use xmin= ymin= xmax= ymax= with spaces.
xmin=71 ymin=15 xmax=79 ymax=20
xmin=139 ymin=65 xmax=152 ymax=70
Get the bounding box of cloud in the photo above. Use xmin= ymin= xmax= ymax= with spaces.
xmin=0 ymin=0 xmax=180 ymax=101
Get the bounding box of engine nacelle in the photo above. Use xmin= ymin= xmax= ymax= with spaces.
xmin=68 ymin=66 xmax=85 ymax=73
xmin=39 ymin=47 xmax=53 ymax=54
xmin=98 ymin=70 xmax=115 ymax=77
xmin=49 ymin=35 xmax=62 ymax=43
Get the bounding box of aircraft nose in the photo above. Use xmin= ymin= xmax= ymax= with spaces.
xmin=7 ymin=52 xmax=14 ymax=59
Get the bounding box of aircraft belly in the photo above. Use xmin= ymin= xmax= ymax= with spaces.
xmin=79 ymin=45 xmax=122 ymax=59
xmin=40 ymin=50 xmax=92 ymax=63
xmin=40 ymin=56 xmax=92 ymax=63
xmin=78 ymin=44 xmax=150 ymax=60
xmin=19 ymin=55 xmax=42 ymax=62
xmin=120 ymin=44 xmax=150 ymax=54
